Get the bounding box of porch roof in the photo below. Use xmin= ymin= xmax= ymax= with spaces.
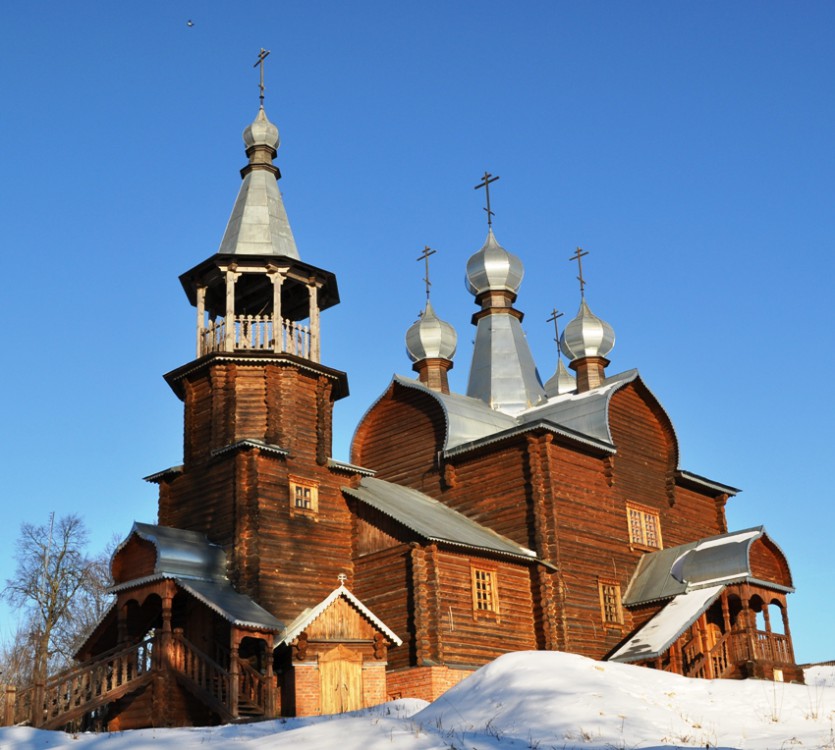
xmin=623 ymin=526 xmax=792 ymax=606
xmin=110 ymin=522 xmax=283 ymax=632
xmin=609 ymin=585 xmax=724 ymax=664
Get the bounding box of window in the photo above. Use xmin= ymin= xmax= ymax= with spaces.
xmin=289 ymin=477 xmax=318 ymax=516
xmin=598 ymin=579 xmax=624 ymax=626
xmin=627 ymin=503 xmax=662 ymax=549
xmin=471 ymin=566 xmax=499 ymax=616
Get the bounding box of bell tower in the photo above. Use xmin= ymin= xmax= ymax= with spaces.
xmin=149 ymin=98 xmax=353 ymax=622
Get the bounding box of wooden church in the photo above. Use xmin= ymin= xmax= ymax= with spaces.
xmin=7 ymin=97 xmax=801 ymax=730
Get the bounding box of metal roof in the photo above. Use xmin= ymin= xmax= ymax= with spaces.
xmin=623 ymin=526 xmax=793 ymax=606
xmin=279 ymin=585 xmax=402 ymax=646
xmin=327 ymin=458 xmax=376 ymax=477
xmin=118 ymin=522 xmax=228 ymax=582
xmin=466 ymin=310 xmax=547 ymax=415
xmin=386 ymin=375 xmax=518 ymax=450
xmin=517 ymin=369 xmax=639 ymax=444
xmin=609 ymin=585 xmax=724 ymax=664
xmin=343 ymin=477 xmax=543 ymax=564
xmin=178 ymin=578 xmax=283 ymax=632
xmin=217 ymin=107 xmax=300 ymax=259
xmin=110 ymin=523 xmax=283 ymax=632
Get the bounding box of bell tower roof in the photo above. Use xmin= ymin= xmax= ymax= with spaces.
xmin=216 ymin=105 xmax=300 ymax=259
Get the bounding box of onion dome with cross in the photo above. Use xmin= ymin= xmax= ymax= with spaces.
xmin=406 ymin=300 xmax=458 ymax=363
xmin=465 ymin=229 xmax=525 ymax=301
xmin=560 ymin=299 xmax=615 ymax=362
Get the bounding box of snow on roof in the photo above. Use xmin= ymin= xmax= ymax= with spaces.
xmin=608 ymin=584 xmax=724 ymax=663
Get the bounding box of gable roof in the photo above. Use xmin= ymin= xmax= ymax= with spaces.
xmin=279 ymin=585 xmax=402 ymax=646
xmin=343 ymin=477 xmax=547 ymax=566
xmin=623 ymin=526 xmax=793 ymax=606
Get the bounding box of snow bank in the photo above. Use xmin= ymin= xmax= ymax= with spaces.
xmin=2 ymin=652 xmax=834 ymax=749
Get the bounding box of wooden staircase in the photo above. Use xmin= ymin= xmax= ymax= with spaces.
xmin=10 ymin=633 xmax=274 ymax=730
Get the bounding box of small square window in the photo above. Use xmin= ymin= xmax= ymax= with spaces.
xmin=627 ymin=504 xmax=662 ymax=550
xmin=598 ymin=579 xmax=624 ymax=626
xmin=471 ymin=566 xmax=499 ymax=616
xmin=289 ymin=477 xmax=318 ymax=516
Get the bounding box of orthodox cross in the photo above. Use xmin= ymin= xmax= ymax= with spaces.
xmin=338 ymin=573 xmax=347 ymax=586
xmin=546 ymin=308 xmax=564 ymax=347
xmin=569 ymin=247 xmax=589 ymax=298
xmin=474 ymin=171 xmax=500 ymax=228
xmin=253 ymin=48 xmax=271 ymax=106
xmin=417 ymin=245 xmax=437 ymax=302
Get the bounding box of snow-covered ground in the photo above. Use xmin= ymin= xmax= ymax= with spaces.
xmin=2 ymin=652 xmax=834 ymax=750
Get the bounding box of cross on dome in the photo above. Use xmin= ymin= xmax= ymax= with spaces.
xmin=570 ymin=247 xmax=589 ymax=299
xmin=417 ymin=245 xmax=437 ymax=302
xmin=253 ymin=48 xmax=271 ymax=107
xmin=474 ymin=171 xmax=500 ymax=228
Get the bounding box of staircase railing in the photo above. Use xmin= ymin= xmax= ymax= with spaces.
xmin=238 ymin=660 xmax=267 ymax=716
xmin=20 ymin=637 xmax=154 ymax=729
xmin=7 ymin=632 xmax=274 ymax=729
xmin=169 ymin=633 xmax=232 ymax=720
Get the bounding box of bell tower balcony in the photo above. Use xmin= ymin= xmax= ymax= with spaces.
xmin=181 ymin=254 xmax=340 ymax=366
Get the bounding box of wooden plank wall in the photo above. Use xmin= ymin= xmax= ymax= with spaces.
xmin=749 ymin=537 xmax=792 ymax=587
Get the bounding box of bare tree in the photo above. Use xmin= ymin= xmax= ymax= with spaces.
xmin=1 ymin=515 xmax=102 ymax=685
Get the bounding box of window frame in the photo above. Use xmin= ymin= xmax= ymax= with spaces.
xmin=289 ymin=476 xmax=319 ymax=517
xmin=470 ymin=564 xmax=500 ymax=620
xmin=598 ymin=577 xmax=624 ymax=628
xmin=626 ymin=502 xmax=662 ymax=550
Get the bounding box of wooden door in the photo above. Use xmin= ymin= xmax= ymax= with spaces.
xmin=319 ymin=644 xmax=363 ymax=714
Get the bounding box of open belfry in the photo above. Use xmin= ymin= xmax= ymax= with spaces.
xmin=12 ymin=56 xmax=802 ymax=730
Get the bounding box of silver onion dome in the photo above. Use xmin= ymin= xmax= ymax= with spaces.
xmin=544 ymin=359 xmax=577 ymax=397
xmin=406 ymin=300 xmax=458 ymax=362
xmin=243 ymin=106 xmax=280 ymax=150
xmin=465 ymin=229 xmax=524 ymax=298
xmin=560 ymin=299 xmax=615 ymax=361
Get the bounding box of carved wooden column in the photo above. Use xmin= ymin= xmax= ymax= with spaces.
xmin=670 ymin=637 xmax=683 ymax=674
xmin=697 ymin=614 xmax=714 ymax=679
xmin=264 ymin=634 xmax=277 ymax=718
xmin=117 ymin=602 xmax=128 ymax=644
xmin=721 ymin=591 xmax=731 ymax=633
xmin=741 ymin=585 xmax=757 ymax=666
xmin=308 ymin=279 xmax=320 ymax=362
xmin=196 ymin=285 xmax=206 ymax=357
xmin=224 ymin=268 xmax=241 ymax=352
xmin=268 ymin=268 xmax=285 ymax=354
xmin=229 ymin=636 xmax=240 ymax=719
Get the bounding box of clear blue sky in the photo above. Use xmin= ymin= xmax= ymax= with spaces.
xmin=1 ymin=3 xmax=832 ymax=664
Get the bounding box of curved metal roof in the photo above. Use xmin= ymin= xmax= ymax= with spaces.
xmin=623 ymin=526 xmax=794 ymax=606
xmin=118 ymin=522 xmax=228 ymax=582
xmin=385 ymin=375 xmax=518 ymax=450
xmin=518 ymin=369 xmax=639 ymax=444
xmin=360 ymin=369 xmax=680 ymax=461
xmin=110 ymin=523 xmax=282 ymax=632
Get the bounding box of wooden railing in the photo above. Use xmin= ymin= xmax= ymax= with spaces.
xmin=200 ymin=316 xmax=312 ymax=359
xmin=170 ymin=633 xmax=230 ymax=714
xmin=238 ymin=661 xmax=267 ymax=716
xmin=680 ymin=628 xmax=792 ymax=681
xmin=17 ymin=637 xmax=154 ymax=729
xmin=6 ymin=633 xmax=274 ymax=729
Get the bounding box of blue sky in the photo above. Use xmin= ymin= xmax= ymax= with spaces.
xmin=1 ymin=3 xmax=833 ymax=664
